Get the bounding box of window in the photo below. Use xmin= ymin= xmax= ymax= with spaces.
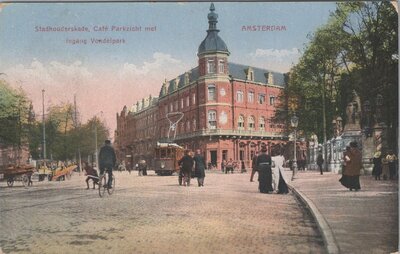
xmin=238 ymin=115 xmax=245 ymax=130
xmin=186 ymin=96 xmax=190 ymax=106
xmin=207 ymin=60 xmax=215 ymax=74
xmin=237 ymin=91 xmax=244 ymax=102
xmin=175 ymin=101 xmax=179 ymax=111
xmin=249 ymin=71 xmax=254 ymax=81
xmin=248 ymin=91 xmax=254 ymax=103
xmin=259 ymin=94 xmax=266 ymax=104
xmin=248 ymin=116 xmax=255 ymax=130
xmin=181 ymin=98 xmax=184 ymax=109
xmin=170 ymin=103 xmax=173 ymax=112
xmin=193 ymin=119 xmax=196 ymax=130
xmin=208 ymin=110 xmax=217 ymax=129
xmin=218 ymin=60 xmax=224 ymax=73
xmin=208 ymin=85 xmax=216 ymax=101
xmin=269 ymin=95 xmax=275 ymax=105
xmin=259 ymin=117 xmax=265 ymax=130
xmin=192 ymin=93 xmax=196 ymax=105
xmin=186 ymin=120 xmax=190 ymax=132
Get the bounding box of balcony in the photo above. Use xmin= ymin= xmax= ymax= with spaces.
xmin=159 ymin=128 xmax=286 ymax=142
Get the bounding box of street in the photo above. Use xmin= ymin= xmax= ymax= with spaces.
xmin=0 ymin=170 xmax=324 ymax=254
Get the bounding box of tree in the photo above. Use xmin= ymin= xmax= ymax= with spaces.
xmin=274 ymin=2 xmax=398 ymax=151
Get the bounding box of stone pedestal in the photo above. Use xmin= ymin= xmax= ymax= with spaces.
xmin=362 ymin=136 xmax=374 ymax=174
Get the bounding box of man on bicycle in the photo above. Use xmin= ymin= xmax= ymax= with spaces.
xmin=98 ymin=139 xmax=116 ymax=188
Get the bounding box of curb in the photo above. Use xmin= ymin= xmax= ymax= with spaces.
xmin=288 ymin=183 xmax=340 ymax=254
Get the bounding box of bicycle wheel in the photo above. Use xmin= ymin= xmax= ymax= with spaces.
xmin=98 ymin=175 xmax=107 ymax=197
xmin=107 ymin=174 xmax=115 ymax=195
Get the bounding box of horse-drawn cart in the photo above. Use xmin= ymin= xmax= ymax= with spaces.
xmin=0 ymin=165 xmax=34 ymax=187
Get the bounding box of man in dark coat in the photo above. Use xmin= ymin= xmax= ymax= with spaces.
xmin=98 ymin=139 xmax=116 ymax=188
xmin=250 ymin=151 xmax=259 ymax=182
xmin=317 ymin=152 xmax=324 ymax=175
xmin=178 ymin=150 xmax=194 ymax=186
xmin=256 ymin=146 xmax=273 ymax=193
xmin=194 ymin=149 xmax=206 ymax=187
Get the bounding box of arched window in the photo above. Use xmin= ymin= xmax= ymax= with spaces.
xmin=248 ymin=91 xmax=254 ymax=103
xmin=248 ymin=116 xmax=255 ymax=130
xmin=236 ymin=90 xmax=244 ymax=102
xmin=259 ymin=117 xmax=265 ymax=131
xmin=238 ymin=115 xmax=245 ymax=130
xmin=186 ymin=120 xmax=190 ymax=132
xmin=193 ymin=119 xmax=197 ymax=131
xmin=208 ymin=110 xmax=217 ymax=129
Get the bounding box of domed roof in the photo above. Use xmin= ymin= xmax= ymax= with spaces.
xmin=198 ymin=3 xmax=229 ymax=56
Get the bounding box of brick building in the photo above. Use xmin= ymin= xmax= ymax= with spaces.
xmin=115 ymin=4 xmax=287 ymax=170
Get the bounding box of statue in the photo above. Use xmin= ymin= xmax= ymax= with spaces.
xmin=344 ymin=90 xmax=361 ymax=131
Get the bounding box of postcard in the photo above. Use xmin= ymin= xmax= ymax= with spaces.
xmin=0 ymin=2 xmax=398 ymax=254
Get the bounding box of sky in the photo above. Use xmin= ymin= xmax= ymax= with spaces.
xmin=0 ymin=2 xmax=337 ymax=137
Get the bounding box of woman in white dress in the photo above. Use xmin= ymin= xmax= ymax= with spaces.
xmin=272 ymin=151 xmax=288 ymax=194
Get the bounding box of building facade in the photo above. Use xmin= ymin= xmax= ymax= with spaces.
xmin=115 ymin=4 xmax=287 ymax=170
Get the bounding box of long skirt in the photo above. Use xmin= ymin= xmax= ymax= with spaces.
xmin=277 ymin=170 xmax=289 ymax=194
xmin=339 ymin=175 xmax=360 ymax=190
xmin=258 ymin=165 xmax=273 ymax=193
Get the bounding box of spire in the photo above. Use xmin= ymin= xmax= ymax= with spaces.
xmin=207 ymin=3 xmax=219 ymax=32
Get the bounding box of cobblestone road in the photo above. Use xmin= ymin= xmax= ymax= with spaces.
xmin=0 ymin=171 xmax=324 ymax=254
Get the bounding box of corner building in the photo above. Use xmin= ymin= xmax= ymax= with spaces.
xmin=116 ymin=4 xmax=287 ymax=170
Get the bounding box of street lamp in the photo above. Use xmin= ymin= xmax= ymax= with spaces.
xmin=291 ymin=113 xmax=299 ymax=181
xmin=42 ymin=89 xmax=46 ymax=160
xmin=93 ymin=111 xmax=103 ymax=171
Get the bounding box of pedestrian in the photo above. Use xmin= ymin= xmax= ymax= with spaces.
xmin=381 ymin=156 xmax=390 ymax=180
xmin=138 ymin=159 xmax=147 ymax=176
xmin=317 ymin=152 xmax=324 ymax=175
xmin=257 ymin=146 xmax=273 ymax=194
xmin=250 ymin=151 xmax=259 ymax=182
xmin=272 ymin=150 xmax=288 ymax=194
xmin=339 ymin=141 xmax=362 ymax=191
xmin=372 ymin=151 xmax=382 ymax=180
xmin=221 ymin=159 xmax=226 ymax=173
xmin=83 ymin=161 xmax=99 ymax=189
xmin=225 ymin=158 xmax=234 ymax=174
xmin=386 ymin=150 xmax=397 ymax=180
xmin=98 ymin=139 xmax=117 ymax=188
xmin=178 ymin=150 xmax=194 ymax=186
xmin=241 ymin=160 xmax=246 ymax=173
xmin=193 ymin=149 xmax=206 ymax=187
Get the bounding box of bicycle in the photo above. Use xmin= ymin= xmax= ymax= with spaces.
xmin=98 ymin=168 xmax=115 ymax=197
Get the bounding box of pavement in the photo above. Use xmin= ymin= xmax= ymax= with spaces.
xmin=284 ymin=169 xmax=399 ymax=254
xmin=0 ymin=169 xmax=398 ymax=254
xmin=0 ymin=170 xmax=324 ymax=254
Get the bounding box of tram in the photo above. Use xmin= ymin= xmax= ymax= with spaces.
xmin=153 ymin=142 xmax=184 ymax=175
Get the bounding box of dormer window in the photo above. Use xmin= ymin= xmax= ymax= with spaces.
xmin=207 ymin=60 xmax=215 ymax=74
xmin=249 ymin=71 xmax=254 ymax=81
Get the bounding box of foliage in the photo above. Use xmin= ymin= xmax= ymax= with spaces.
xmin=274 ymin=2 xmax=398 ymax=149
xmin=0 ymin=80 xmax=32 ymax=147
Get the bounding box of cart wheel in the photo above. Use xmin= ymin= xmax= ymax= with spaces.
xmin=7 ymin=178 xmax=14 ymax=187
xmin=22 ymin=174 xmax=29 ymax=187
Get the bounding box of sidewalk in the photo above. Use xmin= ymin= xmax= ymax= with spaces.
xmin=284 ymin=170 xmax=398 ymax=254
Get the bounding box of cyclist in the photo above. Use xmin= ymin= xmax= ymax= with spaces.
xmin=98 ymin=139 xmax=116 ymax=188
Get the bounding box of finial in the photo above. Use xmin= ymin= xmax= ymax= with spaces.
xmin=210 ymin=3 xmax=215 ymax=12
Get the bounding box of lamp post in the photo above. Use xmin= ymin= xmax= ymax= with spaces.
xmin=93 ymin=111 xmax=103 ymax=170
xmin=291 ymin=113 xmax=299 ymax=180
xmin=42 ymin=89 xmax=46 ymax=160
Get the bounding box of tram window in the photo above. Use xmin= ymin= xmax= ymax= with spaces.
xmin=160 ymin=149 xmax=167 ymax=158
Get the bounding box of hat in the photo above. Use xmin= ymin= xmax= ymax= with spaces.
xmin=350 ymin=141 xmax=358 ymax=148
